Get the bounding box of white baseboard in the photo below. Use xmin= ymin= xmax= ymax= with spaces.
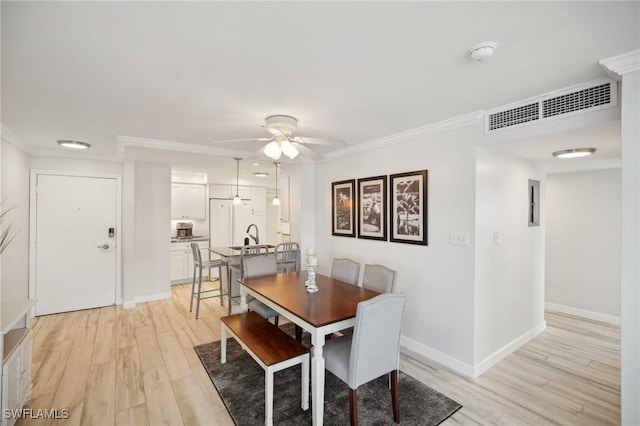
xmin=545 ymin=302 xmax=621 ymax=325
xmin=400 ymin=336 xmax=476 ymax=378
xmin=122 ymin=291 xmax=172 ymax=309
xmin=401 ymin=320 xmax=546 ymax=379
xmin=473 ymin=320 xmax=547 ymax=377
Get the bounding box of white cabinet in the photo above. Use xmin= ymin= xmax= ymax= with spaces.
xmin=1 ymin=300 xmax=36 ymax=426
xmin=209 ymin=184 xmax=251 ymax=200
xmin=170 ymin=240 xmax=210 ymax=283
xmin=209 ymin=184 xmax=231 ymax=199
xmin=251 ymin=187 xmax=266 ymax=215
xmin=249 ymin=187 xmax=267 ymax=243
xmin=2 ymin=331 xmax=31 ymax=426
xmin=171 ymin=184 xmax=206 ymax=219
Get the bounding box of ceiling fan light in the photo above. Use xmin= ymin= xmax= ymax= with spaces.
xmin=281 ymin=139 xmax=299 ymax=159
xmin=264 ymin=141 xmax=282 ymax=160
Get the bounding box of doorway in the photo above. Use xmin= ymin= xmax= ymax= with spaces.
xmin=30 ymin=172 xmax=121 ymax=315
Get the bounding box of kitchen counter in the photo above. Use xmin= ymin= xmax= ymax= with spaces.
xmin=209 ymin=245 xmax=275 ymax=257
xmin=171 ymin=236 xmax=209 ymax=243
xmin=209 ymin=246 xmax=242 ymax=257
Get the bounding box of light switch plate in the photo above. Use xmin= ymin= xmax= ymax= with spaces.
xmin=493 ymin=231 xmax=502 ymax=245
xmin=449 ymin=231 xmax=469 ymax=246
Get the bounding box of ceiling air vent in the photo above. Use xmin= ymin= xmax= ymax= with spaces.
xmin=485 ymin=78 xmax=617 ymax=134
xmin=488 ymin=102 xmax=540 ymax=131
xmin=542 ymin=82 xmax=612 ymax=118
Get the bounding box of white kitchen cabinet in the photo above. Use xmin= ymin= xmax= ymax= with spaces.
xmin=171 ymin=183 xmax=206 ymax=219
xmin=249 ymin=187 xmax=267 ymax=243
xmin=1 ymin=300 xmax=36 ymax=426
xmin=170 ymin=240 xmax=210 ymax=283
xmin=251 ymin=186 xmax=266 ymax=215
xmin=210 ymin=184 xmax=251 ymax=200
xmin=209 ymin=184 xmax=231 ymax=199
xmin=237 ymin=186 xmax=252 ymax=200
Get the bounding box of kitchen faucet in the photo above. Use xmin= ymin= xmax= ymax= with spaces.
xmin=246 ymin=224 xmax=259 ymax=244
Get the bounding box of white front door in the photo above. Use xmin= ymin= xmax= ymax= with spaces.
xmin=34 ymin=174 xmax=118 ymax=315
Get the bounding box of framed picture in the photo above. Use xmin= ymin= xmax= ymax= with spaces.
xmin=390 ymin=170 xmax=428 ymax=245
xmin=357 ymin=175 xmax=387 ymax=241
xmin=331 ymin=179 xmax=356 ymax=237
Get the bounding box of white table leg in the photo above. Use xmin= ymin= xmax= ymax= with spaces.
xmin=220 ymin=324 xmax=227 ymax=364
xmin=311 ymin=331 xmax=326 ymax=426
xmin=265 ymin=368 xmax=274 ymax=426
xmin=240 ymin=285 xmax=249 ymax=312
xmin=301 ymin=354 xmax=309 ymax=410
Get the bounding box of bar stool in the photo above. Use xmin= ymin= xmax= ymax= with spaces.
xmin=275 ymin=242 xmax=300 ymax=273
xmin=190 ymin=243 xmax=229 ymax=319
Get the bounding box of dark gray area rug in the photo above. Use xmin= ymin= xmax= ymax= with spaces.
xmin=194 ymin=325 xmax=462 ymax=426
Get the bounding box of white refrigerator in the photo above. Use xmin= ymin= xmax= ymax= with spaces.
xmin=209 ymin=198 xmax=254 ymax=248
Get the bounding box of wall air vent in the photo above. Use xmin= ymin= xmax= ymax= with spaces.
xmin=485 ymin=78 xmax=617 ymax=134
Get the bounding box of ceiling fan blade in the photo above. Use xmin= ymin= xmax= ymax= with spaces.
xmin=290 ymin=136 xmax=346 ymax=147
xmin=250 ymin=145 xmax=267 ymax=159
xmin=292 ymin=142 xmax=323 ymax=160
xmin=262 ymin=125 xmax=288 ymax=138
xmin=209 ymin=137 xmax=271 ymax=144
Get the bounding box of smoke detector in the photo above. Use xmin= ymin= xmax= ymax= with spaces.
xmin=468 ymin=42 xmax=497 ymax=62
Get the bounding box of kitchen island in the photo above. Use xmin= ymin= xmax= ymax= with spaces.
xmin=209 ymin=246 xmax=275 ymax=313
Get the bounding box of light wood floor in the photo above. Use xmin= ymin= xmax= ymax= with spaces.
xmin=18 ymin=282 xmax=620 ymax=425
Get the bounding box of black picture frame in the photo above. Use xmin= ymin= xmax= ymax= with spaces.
xmin=389 ymin=170 xmax=428 ymax=245
xmin=357 ymin=175 xmax=387 ymax=241
xmin=331 ymin=179 xmax=356 ymax=237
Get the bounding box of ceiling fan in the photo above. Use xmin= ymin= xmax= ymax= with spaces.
xmin=209 ymin=115 xmax=346 ymax=160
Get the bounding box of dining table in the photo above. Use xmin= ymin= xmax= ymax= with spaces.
xmin=239 ymin=271 xmax=381 ymax=426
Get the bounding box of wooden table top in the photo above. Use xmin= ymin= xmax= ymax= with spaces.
xmin=240 ymin=272 xmax=380 ymax=328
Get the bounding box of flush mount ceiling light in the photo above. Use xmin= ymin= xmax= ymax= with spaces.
xmin=253 ymin=172 xmax=269 ymax=177
xmin=57 ymin=139 xmax=91 ymax=149
xmin=552 ymin=148 xmax=597 ymax=159
xmin=468 ymin=42 xmax=498 ymax=62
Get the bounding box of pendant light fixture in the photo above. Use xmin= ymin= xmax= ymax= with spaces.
xmin=272 ymin=162 xmax=281 ymax=206
xmin=233 ymin=157 xmax=242 ymax=205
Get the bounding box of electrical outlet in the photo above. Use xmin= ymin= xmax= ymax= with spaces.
xmin=449 ymin=231 xmax=469 ymax=246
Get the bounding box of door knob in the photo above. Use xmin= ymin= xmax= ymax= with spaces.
xmin=97 ymin=244 xmax=110 ymax=250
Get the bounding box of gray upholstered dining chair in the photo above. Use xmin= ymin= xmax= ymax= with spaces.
xmin=189 ymin=243 xmax=229 ymax=319
xmin=241 ymin=253 xmax=281 ymax=326
xmin=362 ymin=264 xmax=397 ymax=293
xmin=331 ymin=258 xmax=361 ymax=286
xmin=323 ymin=293 xmax=406 ymax=426
xmin=275 ymin=242 xmax=300 ymax=273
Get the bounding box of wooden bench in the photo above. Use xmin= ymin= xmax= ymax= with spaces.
xmin=220 ymin=311 xmax=309 ymax=426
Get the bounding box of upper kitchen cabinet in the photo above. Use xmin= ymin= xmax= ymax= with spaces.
xmin=209 ymin=184 xmax=251 ymax=200
xmin=171 ymin=183 xmax=206 ymax=219
xmin=251 ymin=187 xmax=266 ymax=215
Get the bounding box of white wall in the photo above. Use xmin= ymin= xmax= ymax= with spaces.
xmin=619 ymin=62 xmax=640 ymax=426
xmin=314 ymin=125 xmax=478 ymax=368
xmin=1 ymin=140 xmax=31 ymax=304
xmin=545 ymin=169 xmax=621 ymax=321
xmin=474 ymin=148 xmax=546 ymax=370
xmin=122 ymin=161 xmax=172 ymax=305
xmin=30 ymin=155 xmax=123 ymax=176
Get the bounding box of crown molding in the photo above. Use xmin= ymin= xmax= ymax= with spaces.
xmin=600 ymin=50 xmax=640 ymax=80
xmin=1 ymin=124 xmax=34 ymax=154
xmin=323 ymin=111 xmax=483 ymax=161
xmin=118 ymin=135 xmax=254 ymax=158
